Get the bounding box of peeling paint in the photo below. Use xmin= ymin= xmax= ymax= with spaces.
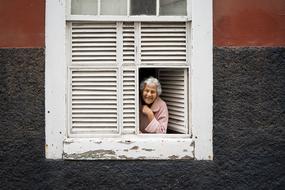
xmin=181 ymin=155 xmax=194 ymax=159
xmin=130 ymin=146 xmax=139 ymax=150
xmin=63 ymin=137 xmax=194 ymax=160
xmin=64 ymin=140 xmax=74 ymax=144
xmin=45 ymin=144 xmax=48 ymax=153
xmin=142 ymin=148 xmax=155 ymax=152
xmin=64 ymin=150 xmax=116 ymax=159
xmin=168 ymin=155 xmax=179 ymax=159
xmin=118 ymin=155 xmax=131 ymax=159
xmin=118 ymin=140 xmax=134 ymax=144
xmin=191 ymin=141 xmax=195 ymax=158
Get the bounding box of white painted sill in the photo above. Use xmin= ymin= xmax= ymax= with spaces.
xmin=63 ymin=136 xmax=194 ymax=160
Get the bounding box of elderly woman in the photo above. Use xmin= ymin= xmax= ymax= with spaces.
xmin=139 ymin=77 xmax=168 ymax=133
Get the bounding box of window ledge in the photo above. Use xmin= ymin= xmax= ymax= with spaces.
xmin=63 ymin=137 xmax=194 ymax=160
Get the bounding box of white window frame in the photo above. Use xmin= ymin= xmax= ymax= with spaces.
xmin=45 ymin=0 xmax=213 ymax=160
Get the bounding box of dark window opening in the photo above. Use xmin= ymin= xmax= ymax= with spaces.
xmin=130 ymin=0 xmax=156 ymax=15
xmin=139 ymin=68 xmax=189 ymax=134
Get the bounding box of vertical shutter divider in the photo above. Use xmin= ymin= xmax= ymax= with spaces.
xmin=122 ymin=22 xmax=137 ymax=134
xmin=186 ymin=21 xmax=191 ymax=66
xmin=134 ymin=22 xmax=141 ymax=66
xmin=117 ymin=22 xmax=123 ymax=134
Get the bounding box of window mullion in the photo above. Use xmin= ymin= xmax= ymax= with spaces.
xmin=97 ymin=0 xmax=101 ymax=16
xmin=127 ymin=0 xmax=130 ymax=16
xmin=117 ymin=22 xmax=124 ymax=135
xmin=156 ymin=0 xmax=160 ymax=16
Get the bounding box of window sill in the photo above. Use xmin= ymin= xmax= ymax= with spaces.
xmin=63 ymin=137 xmax=194 ymax=160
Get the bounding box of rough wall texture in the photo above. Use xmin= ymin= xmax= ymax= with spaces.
xmin=0 ymin=48 xmax=284 ymax=189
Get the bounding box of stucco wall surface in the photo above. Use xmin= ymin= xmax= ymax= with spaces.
xmin=0 ymin=48 xmax=284 ymax=189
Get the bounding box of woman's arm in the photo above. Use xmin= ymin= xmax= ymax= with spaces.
xmin=143 ymin=103 xmax=168 ymax=133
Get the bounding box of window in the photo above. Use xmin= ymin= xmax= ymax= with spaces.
xmin=46 ymin=0 xmax=213 ymax=160
xmin=67 ymin=21 xmax=191 ymax=137
xmin=71 ymin=0 xmax=186 ymax=16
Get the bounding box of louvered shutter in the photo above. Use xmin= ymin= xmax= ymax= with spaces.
xmin=122 ymin=68 xmax=137 ymax=134
xmin=69 ymin=21 xmax=190 ymax=136
xmin=158 ymin=68 xmax=188 ymax=134
xmin=123 ymin=22 xmax=135 ymax=66
xmin=70 ymin=69 xmax=119 ymax=135
xmin=140 ymin=22 xmax=187 ymax=66
xmin=71 ymin=22 xmax=117 ymax=65
xmin=122 ymin=22 xmax=136 ymax=134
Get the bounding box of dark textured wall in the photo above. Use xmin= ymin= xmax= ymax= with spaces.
xmin=0 ymin=48 xmax=284 ymax=189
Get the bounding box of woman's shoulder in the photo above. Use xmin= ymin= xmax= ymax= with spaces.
xmin=156 ymin=97 xmax=168 ymax=108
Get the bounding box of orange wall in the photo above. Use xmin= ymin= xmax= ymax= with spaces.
xmin=0 ymin=0 xmax=45 ymax=48
xmin=0 ymin=0 xmax=284 ymax=47
xmin=214 ymin=0 xmax=285 ymax=46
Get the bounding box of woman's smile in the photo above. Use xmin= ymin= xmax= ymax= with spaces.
xmin=142 ymin=83 xmax=158 ymax=105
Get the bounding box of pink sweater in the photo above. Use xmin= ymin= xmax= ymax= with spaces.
xmin=139 ymin=97 xmax=169 ymax=133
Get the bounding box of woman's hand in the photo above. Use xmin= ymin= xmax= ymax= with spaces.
xmin=142 ymin=105 xmax=155 ymax=122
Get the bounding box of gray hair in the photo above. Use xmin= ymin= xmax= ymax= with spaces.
xmin=140 ymin=76 xmax=162 ymax=96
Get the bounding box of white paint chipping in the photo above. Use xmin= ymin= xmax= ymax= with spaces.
xmin=63 ymin=137 xmax=194 ymax=160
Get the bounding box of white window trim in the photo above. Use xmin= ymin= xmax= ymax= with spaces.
xmin=45 ymin=0 xmax=213 ymax=160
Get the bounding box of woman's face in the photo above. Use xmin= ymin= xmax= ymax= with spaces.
xmin=142 ymin=83 xmax=158 ymax=105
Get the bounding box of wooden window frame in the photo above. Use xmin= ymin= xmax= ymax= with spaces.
xmin=68 ymin=0 xmax=190 ymax=18
xmin=45 ymin=0 xmax=213 ymax=160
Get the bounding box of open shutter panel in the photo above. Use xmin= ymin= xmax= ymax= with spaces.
xmin=140 ymin=22 xmax=187 ymax=66
xmin=158 ymin=69 xmax=188 ymax=134
xmin=71 ymin=22 xmax=117 ymax=65
xmin=70 ymin=69 xmax=119 ymax=135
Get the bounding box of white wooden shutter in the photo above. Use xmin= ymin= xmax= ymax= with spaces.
xmin=71 ymin=22 xmax=117 ymax=65
xmin=122 ymin=68 xmax=137 ymax=134
xmin=158 ymin=68 xmax=188 ymax=134
xmin=70 ymin=69 xmax=119 ymax=135
xmin=140 ymin=22 xmax=187 ymax=66
xmin=123 ymin=22 xmax=135 ymax=65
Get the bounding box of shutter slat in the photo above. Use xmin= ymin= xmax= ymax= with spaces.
xmin=141 ymin=38 xmax=185 ymax=42
xmin=72 ymin=38 xmax=116 ymax=42
xmin=140 ymin=47 xmax=186 ymax=51
xmin=72 ymin=123 xmax=117 ymax=128
xmin=72 ymin=52 xmax=116 ymax=56
xmin=140 ymin=29 xmax=185 ymax=32
xmin=72 ymin=43 xmax=117 ymax=47
xmin=72 ymin=114 xmax=117 ymax=118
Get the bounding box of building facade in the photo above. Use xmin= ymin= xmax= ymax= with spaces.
xmin=0 ymin=0 xmax=284 ymax=189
